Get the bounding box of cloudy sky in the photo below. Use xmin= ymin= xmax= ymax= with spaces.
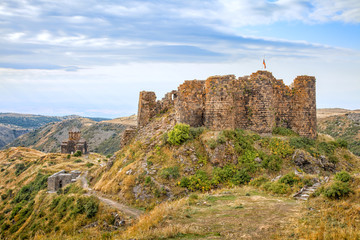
xmin=1 ymin=0 xmax=359 ymax=118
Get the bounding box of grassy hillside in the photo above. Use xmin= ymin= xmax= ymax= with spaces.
xmin=0 ymin=113 xmax=65 ymax=129
xmin=318 ymin=112 xmax=360 ymax=156
xmin=6 ymin=117 xmax=133 ymax=155
xmin=0 ymin=147 xmax=134 ymax=240
xmin=1 ymin=109 xmax=360 ymax=239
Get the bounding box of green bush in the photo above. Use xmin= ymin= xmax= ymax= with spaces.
xmin=231 ymin=170 xmax=251 ymax=185
xmin=279 ymin=173 xmax=300 ymax=186
xmin=335 ymin=171 xmax=351 ymax=182
xmin=167 ymin=123 xmax=190 ymax=145
xmin=66 ymin=154 xmax=71 ymax=159
xmin=217 ymin=133 xmax=227 ymax=144
xmin=1 ymin=222 xmax=10 ymax=231
xmin=14 ymin=163 xmax=29 ymax=176
xmin=272 ymin=127 xmax=297 ymax=136
xmin=74 ymin=159 xmax=82 ymax=163
xmin=263 ymin=182 xmax=291 ymax=194
xmin=250 ymin=176 xmax=269 ymax=187
xmin=323 ymin=182 xmax=353 ymax=199
xmin=84 ymin=196 xmax=99 ymax=218
xmin=180 ymin=170 xmax=212 ymax=191
xmin=261 ymin=138 xmax=294 ymax=158
xmin=336 ymin=139 xmax=348 ymax=148
xmin=189 ymin=127 xmax=205 ymax=139
xmin=207 ymin=139 xmax=217 ymax=149
xmin=261 ymin=154 xmax=282 ymax=172
xmin=212 ymin=165 xmax=238 ymax=185
xmin=160 ymin=166 xmax=180 ymax=179
xmin=289 ymin=137 xmax=315 ymax=149
xmin=13 ymin=173 xmax=49 ymax=204
xmin=86 ymin=162 xmax=94 ymax=168
xmin=73 ymin=150 xmax=82 ymax=157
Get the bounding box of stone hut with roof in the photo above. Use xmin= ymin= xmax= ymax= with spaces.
xmin=61 ymin=127 xmax=88 ymax=154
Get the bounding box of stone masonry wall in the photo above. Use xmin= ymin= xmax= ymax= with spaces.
xmin=137 ymin=71 xmax=316 ymax=138
xmin=175 ymin=80 xmax=205 ymax=127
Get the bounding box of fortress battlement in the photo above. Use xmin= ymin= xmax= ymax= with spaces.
xmin=137 ymin=71 xmax=316 ymax=138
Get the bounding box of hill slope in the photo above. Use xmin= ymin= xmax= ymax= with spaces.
xmin=1 ymin=108 xmax=360 ymax=239
xmin=318 ymin=111 xmax=360 ymax=156
xmin=6 ymin=116 xmax=136 ymax=155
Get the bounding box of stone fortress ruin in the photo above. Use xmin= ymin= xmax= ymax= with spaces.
xmin=61 ymin=127 xmax=88 ymax=154
xmin=137 ymin=71 xmax=316 ymax=138
xmin=47 ymin=170 xmax=81 ymax=192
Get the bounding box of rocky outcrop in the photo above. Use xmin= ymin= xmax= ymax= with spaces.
xmin=292 ymin=149 xmax=336 ymax=174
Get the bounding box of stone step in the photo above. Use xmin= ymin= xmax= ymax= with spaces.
xmin=297 ymin=197 xmax=308 ymax=200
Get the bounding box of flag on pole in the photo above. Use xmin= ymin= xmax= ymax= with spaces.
xmin=263 ymin=59 xmax=266 ymax=69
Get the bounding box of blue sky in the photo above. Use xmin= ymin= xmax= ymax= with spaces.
xmin=1 ymin=0 xmax=359 ymax=118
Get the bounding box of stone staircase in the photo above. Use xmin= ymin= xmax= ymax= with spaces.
xmin=293 ymin=177 xmax=329 ymax=201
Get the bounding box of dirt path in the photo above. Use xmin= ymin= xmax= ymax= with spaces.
xmin=80 ymin=171 xmax=143 ymax=218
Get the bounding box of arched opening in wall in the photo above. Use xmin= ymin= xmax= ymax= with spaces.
xmin=59 ymin=180 xmax=63 ymax=189
xmin=172 ymin=93 xmax=177 ymax=101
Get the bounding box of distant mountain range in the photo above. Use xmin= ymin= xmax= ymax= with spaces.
xmin=0 ymin=113 xmax=129 ymax=153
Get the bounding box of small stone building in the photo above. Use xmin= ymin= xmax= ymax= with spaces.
xmin=47 ymin=170 xmax=81 ymax=192
xmin=61 ymin=127 xmax=88 ymax=154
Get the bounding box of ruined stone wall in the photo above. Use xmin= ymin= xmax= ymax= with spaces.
xmin=137 ymin=91 xmax=158 ymax=128
xmin=204 ymin=75 xmax=236 ymax=129
xmin=136 ymin=71 xmax=316 ymax=138
xmin=175 ymin=80 xmax=205 ymax=127
xmin=120 ymin=126 xmax=137 ymax=148
xmin=291 ymin=76 xmax=317 ymax=138
xmin=244 ymin=71 xmax=275 ymax=133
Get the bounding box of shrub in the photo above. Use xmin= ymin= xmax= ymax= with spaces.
xmin=160 ymin=166 xmax=180 ymax=180
xmin=290 ymin=137 xmax=315 ymax=149
xmin=73 ymin=150 xmax=82 ymax=157
xmin=323 ymin=182 xmax=353 ymax=199
xmin=250 ymin=176 xmax=269 ymax=187
xmin=212 ymin=165 xmax=238 ymax=185
xmin=86 ymin=162 xmax=94 ymax=168
xmin=106 ymin=154 xmax=112 ymax=158
xmin=14 ymin=163 xmax=29 ymax=176
xmin=263 ymin=182 xmax=291 ymax=194
xmin=231 ymin=170 xmax=251 ymax=185
xmin=179 ymin=170 xmax=212 ymax=191
xmin=13 ymin=173 xmax=49 ymax=204
xmin=66 ymin=154 xmax=71 ymax=159
xmin=261 ymin=138 xmax=294 ymax=158
xmin=279 ymin=173 xmax=300 ymax=186
xmin=217 ymin=133 xmax=226 ymax=144
xmin=336 ymin=139 xmax=348 ymax=148
xmin=167 ymin=123 xmax=190 ymax=145
xmin=144 ymin=176 xmax=152 ymax=185
xmin=207 ymin=139 xmax=217 ymax=149
xmin=84 ymin=196 xmax=99 ymax=218
xmin=1 ymin=222 xmax=10 ymax=231
xmin=261 ymin=154 xmax=282 ymax=172
xmin=74 ymin=159 xmax=82 ymax=163
xmin=189 ymin=127 xmax=205 ymax=139
xmin=335 ymin=171 xmax=351 ymax=182
xmin=272 ymin=127 xmax=297 ymax=136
